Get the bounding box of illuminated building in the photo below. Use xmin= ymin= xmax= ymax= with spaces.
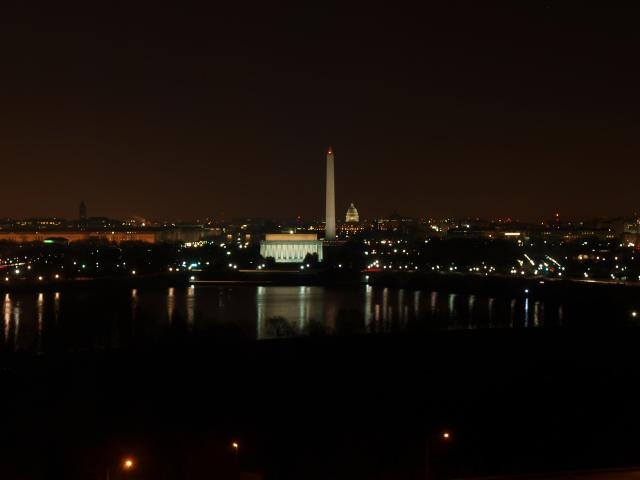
xmin=0 ymin=230 xmax=157 ymax=244
xmin=15 ymin=218 xmax=65 ymax=228
xmin=375 ymin=215 xmax=418 ymax=234
xmin=338 ymin=202 xmax=364 ymax=236
xmin=325 ymin=147 xmax=336 ymax=240
xmin=0 ymin=226 xmax=219 ymax=245
xmin=345 ymin=202 xmax=359 ymax=223
xmin=260 ymin=233 xmax=324 ymax=263
xmin=338 ymin=222 xmax=365 ymax=236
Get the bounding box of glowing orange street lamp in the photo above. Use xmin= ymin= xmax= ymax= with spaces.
xmin=425 ymin=431 xmax=453 ymax=479
xmin=105 ymin=456 xmax=135 ymax=480
xmin=232 ymin=441 xmax=239 ymax=456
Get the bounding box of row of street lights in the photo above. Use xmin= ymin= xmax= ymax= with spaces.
xmin=105 ymin=436 xmax=447 ymax=478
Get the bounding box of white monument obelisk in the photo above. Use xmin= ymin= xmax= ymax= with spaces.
xmin=325 ymin=147 xmax=336 ymax=240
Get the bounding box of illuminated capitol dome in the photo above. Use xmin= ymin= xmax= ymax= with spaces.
xmin=345 ymin=202 xmax=359 ymax=223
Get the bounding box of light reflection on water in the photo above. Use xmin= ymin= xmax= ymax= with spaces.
xmin=37 ymin=293 xmax=44 ymax=353
xmin=167 ymin=287 xmax=175 ymax=323
xmin=3 ymin=293 xmax=11 ymax=348
xmin=187 ymin=285 xmax=195 ymax=327
xmin=0 ymin=285 xmax=568 ymax=353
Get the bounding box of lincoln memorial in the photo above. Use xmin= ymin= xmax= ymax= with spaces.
xmin=260 ymin=233 xmax=324 ymax=263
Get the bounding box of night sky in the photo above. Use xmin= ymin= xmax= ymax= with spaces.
xmin=1 ymin=2 xmax=639 ymax=221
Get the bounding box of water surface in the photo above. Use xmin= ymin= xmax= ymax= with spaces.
xmin=0 ymin=285 xmax=575 ymax=354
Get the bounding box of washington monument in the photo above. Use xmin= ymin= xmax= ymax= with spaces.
xmin=325 ymin=147 xmax=336 ymax=240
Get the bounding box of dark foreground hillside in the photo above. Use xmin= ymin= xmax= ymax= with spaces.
xmin=0 ymin=327 xmax=639 ymax=479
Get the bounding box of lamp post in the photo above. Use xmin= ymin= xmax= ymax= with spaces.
xmin=106 ymin=456 xmax=136 ymax=480
xmin=231 ymin=441 xmax=241 ymax=480
xmin=425 ymin=430 xmax=452 ymax=480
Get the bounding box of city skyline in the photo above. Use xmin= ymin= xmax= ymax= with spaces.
xmin=1 ymin=3 xmax=639 ymax=220
xmin=0 ymin=201 xmax=638 ymax=225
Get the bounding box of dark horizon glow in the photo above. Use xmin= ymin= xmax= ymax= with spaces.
xmin=1 ymin=2 xmax=639 ymax=221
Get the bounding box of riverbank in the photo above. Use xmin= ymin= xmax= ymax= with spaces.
xmin=2 ymin=267 xmax=639 ymax=295
xmin=0 ymin=271 xmax=190 ymax=293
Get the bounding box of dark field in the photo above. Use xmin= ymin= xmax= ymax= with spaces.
xmin=1 ymin=325 xmax=640 ymax=479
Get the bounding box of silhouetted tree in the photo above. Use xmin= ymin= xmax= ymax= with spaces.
xmin=304 ymin=318 xmax=330 ymax=336
xmin=302 ymin=253 xmax=320 ymax=268
xmin=265 ymin=316 xmax=295 ymax=337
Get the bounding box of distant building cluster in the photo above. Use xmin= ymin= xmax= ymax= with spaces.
xmin=2 ymin=152 xmax=640 ymax=285
xmin=3 ymin=193 xmax=640 ymax=286
xmin=0 ymin=201 xmax=222 ymax=245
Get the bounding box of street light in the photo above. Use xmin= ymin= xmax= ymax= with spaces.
xmin=105 ymin=456 xmax=135 ymax=480
xmin=425 ymin=430 xmax=453 ymax=480
xmin=231 ymin=441 xmax=242 ymax=480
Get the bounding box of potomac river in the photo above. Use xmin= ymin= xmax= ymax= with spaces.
xmin=0 ymin=283 xmax=584 ymax=354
